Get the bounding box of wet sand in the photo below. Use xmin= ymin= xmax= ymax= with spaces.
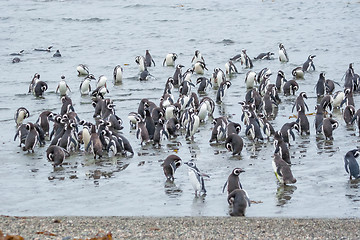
xmin=0 ymin=216 xmax=359 ymax=239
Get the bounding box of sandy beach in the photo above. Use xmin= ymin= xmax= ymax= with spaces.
xmin=1 ymin=216 xmax=359 ymax=239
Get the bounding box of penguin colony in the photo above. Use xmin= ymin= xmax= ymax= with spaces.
xmin=12 ymin=44 xmax=360 ymax=217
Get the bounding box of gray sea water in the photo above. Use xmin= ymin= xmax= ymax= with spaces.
xmin=1 ymin=0 xmax=360 ymax=217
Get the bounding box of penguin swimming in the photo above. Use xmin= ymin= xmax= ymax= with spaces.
xmin=12 ymin=57 xmax=20 ymax=63
xmin=113 ymin=65 xmax=123 ymax=83
xmin=77 ymin=64 xmax=89 ymax=76
xmin=227 ymin=189 xmax=251 ymax=217
xmin=302 ymin=55 xmax=316 ymax=71
xmin=184 ymin=161 xmax=210 ymax=197
xmin=14 ymin=107 xmax=30 ymax=126
xmin=344 ymin=149 xmax=360 ymax=180
xmin=53 ymin=50 xmax=61 ymax=57
xmin=254 ymin=52 xmax=274 ymax=60
xmin=162 ymin=154 xmax=182 ymax=181
xmin=34 ymin=46 xmax=53 ymax=52
xmin=278 ymin=43 xmax=289 ymax=62
xmin=10 ymin=50 xmax=24 ymax=56
xmin=272 ymin=153 xmax=297 ymax=185
xmin=145 ymin=50 xmax=156 ymax=67
xmin=223 ymin=168 xmax=245 ymax=195
xmin=163 ymin=53 xmax=178 ymax=66
xmin=56 ymin=75 xmax=71 ymax=96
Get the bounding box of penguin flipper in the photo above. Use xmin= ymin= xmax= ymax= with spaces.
xmin=222 ymin=181 xmax=228 ymax=193
xmin=305 ymin=102 xmax=309 ymax=112
xmin=85 ymin=140 xmax=92 ymax=152
xmin=344 ymin=158 xmax=350 ymax=174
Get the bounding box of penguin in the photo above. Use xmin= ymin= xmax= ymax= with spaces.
xmin=341 ymin=88 xmax=355 ymax=108
xmin=135 ymin=55 xmax=147 ymax=72
xmin=245 ymin=117 xmax=264 ymax=141
xmin=185 ymin=110 xmax=200 ymax=140
xmin=113 ymin=65 xmax=123 ymax=83
xmin=292 ymin=92 xmax=309 ymax=113
xmin=351 ymin=109 xmax=360 ymax=134
xmin=258 ymin=72 xmax=272 ymax=96
xmin=163 ymin=53 xmax=178 ymax=66
xmin=244 ymin=89 xmax=262 ymax=112
xmin=244 ymin=71 xmax=257 ymax=89
xmin=272 ymin=153 xmax=297 ymax=185
xmin=10 ymin=50 xmax=24 ymax=56
xmin=97 ymin=75 xmax=108 ymax=89
xmin=14 ymin=107 xmax=30 ymax=126
xmin=79 ymin=121 xmax=92 ymax=151
xmin=128 ymin=112 xmax=140 ymax=129
xmin=179 ymin=80 xmax=195 ymax=96
xmin=184 ymin=161 xmax=210 ymax=197
xmin=163 ymin=77 xmax=175 ymax=95
xmin=257 ymin=113 xmax=275 ymax=138
xmin=274 ymin=131 xmax=291 ymax=164
xmin=12 ymin=57 xmax=20 ymax=63
xmin=56 ymin=75 xmax=71 ymax=96
xmin=145 ymin=50 xmax=156 ymax=67
xmin=153 ymin=118 xmax=168 ymax=147
xmin=225 ymin=133 xmax=244 ymax=156
xmin=302 ymin=55 xmax=316 ymax=71
xmin=139 ymin=68 xmax=152 ymax=81
xmin=216 ymin=81 xmax=231 ymax=103
xmin=182 ymin=68 xmax=194 ymax=83
xmin=225 ymin=60 xmax=238 ymax=75
xmin=222 ymin=168 xmax=245 ymax=194
xmin=227 ymin=189 xmax=251 ymax=217
xmin=22 ymin=122 xmax=40 ymax=153
xmin=193 ymin=61 xmax=208 ymax=75
xmin=144 ymin=108 xmax=155 ymax=140
xmin=91 ymin=85 xmax=109 ymax=99
xmin=162 ymin=154 xmax=182 ymax=181
xmin=166 ymin=117 xmax=180 ymax=138
xmin=226 ymin=122 xmax=241 ymax=137
xmin=77 ymin=64 xmax=89 ymax=76
xmin=14 ymin=124 xmax=28 ymax=147
xmin=325 ymin=79 xmax=338 ymax=95
xmin=240 ymin=49 xmax=253 ymax=69
xmin=278 ymin=43 xmax=289 ymax=62
xmin=200 ymin=97 xmax=215 ymax=117
xmin=191 ymin=50 xmax=205 ymax=65
xmin=343 ymin=105 xmax=356 ymax=125
xmin=344 ymin=149 xmax=360 ymax=180
xmin=46 ymin=145 xmax=68 ymax=166
xmin=151 ymin=107 xmax=165 ymax=124
xmin=135 ymin=115 xmax=150 ymax=145
xmin=316 ymin=73 xmax=326 ymax=97
xmin=344 ymin=63 xmax=355 ymax=91
xmin=275 ymin=70 xmax=287 ymax=92
xmin=254 ymin=52 xmax=274 ymax=60
xmin=314 ymin=104 xmax=325 ymax=134
xmin=33 ymin=81 xmax=48 ymax=97
xmin=257 ymin=68 xmax=271 ymax=85
xmin=58 ymin=119 xmax=79 ymax=152
xmin=80 ymin=74 xmax=94 ymax=95
xmin=283 ymin=80 xmax=299 ymax=96
xmin=28 ymin=73 xmax=40 ymax=93
xmin=209 ymin=117 xmax=228 ymax=143
xmin=196 ymin=77 xmax=212 ymax=93
xmin=333 ymin=91 xmax=345 ymax=109
xmin=60 ymin=96 xmax=74 ymax=116
xmin=262 ymin=91 xmax=277 ymax=117
xmin=53 ymin=50 xmax=61 ymax=57
xmin=320 ymin=95 xmax=334 ymax=113
xmin=280 ymin=122 xmax=299 ymax=145
xmin=86 ymin=124 xmax=103 ymax=159
xmin=292 ymin=66 xmax=304 ymax=79
xmin=117 ymin=133 xmax=134 ymax=156
xmin=321 ymin=117 xmax=339 ymax=140
xmin=36 ymin=110 xmax=55 ymax=136
xmin=34 ymin=46 xmax=53 ymax=52
xmin=186 ymin=92 xmax=200 ymax=110
xmin=296 ymin=106 xmax=310 ymax=135
xmin=211 ymin=68 xmax=226 ymax=88
xmin=172 ymin=64 xmax=184 ymax=86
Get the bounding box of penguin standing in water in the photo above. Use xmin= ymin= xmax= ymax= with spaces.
xmin=302 ymin=55 xmax=316 ymax=72
xmin=153 ymin=118 xmax=168 ymax=147
xmin=46 ymin=145 xmax=68 ymax=166
xmin=278 ymin=43 xmax=289 ymax=62
xmin=343 ymin=105 xmax=356 ymax=125
xmin=86 ymin=124 xmax=103 ymax=159
xmin=227 ymin=189 xmax=251 ymax=217
xmin=196 ymin=77 xmax=212 ymax=93
xmin=283 ymin=80 xmax=299 ymax=96
xmin=113 ymin=65 xmax=123 ymax=83
xmin=33 ymin=80 xmax=48 ymax=97
xmin=135 ymin=55 xmax=147 ymax=72
xmin=222 ymin=168 xmax=245 ymax=195
xmin=163 ymin=53 xmax=178 ymax=66
xmin=344 ymin=149 xmax=360 ymax=180
xmin=14 ymin=124 xmax=28 ymax=147
xmin=193 ymin=61 xmax=208 ymax=74
xmin=244 ymin=70 xmax=257 ymax=89
xmin=77 ymin=64 xmax=89 ymax=76
xmin=184 ymin=161 xmax=210 ymax=197
xmin=292 ymin=66 xmax=304 ymax=79
xmin=275 ymin=70 xmax=287 ymax=92
xmin=321 ymin=117 xmax=339 ymax=140
xmin=135 ymin=115 xmax=150 ymax=145
xmin=351 ymin=109 xmax=360 ymax=134
xmin=216 ymin=81 xmax=231 ymax=103
xmin=296 ymin=105 xmax=310 ymax=135
xmin=280 ymin=122 xmax=299 ymax=145
xmin=274 ymin=131 xmax=291 ymax=165
xmin=225 ymin=133 xmax=244 ymax=155
xmin=145 ymin=50 xmax=156 ymax=67
xmin=191 ymin=50 xmax=205 ymax=65
xmin=240 ymin=49 xmax=253 ymax=68
xmin=272 ymin=153 xmax=297 ymax=185
xmin=53 ymin=50 xmax=61 ymax=57
xmin=14 ymin=107 xmax=30 ymax=126
xmin=172 ymin=64 xmax=184 ymax=86
xmin=292 ymin=92 xmax=309 ymax=113
xmin=22 ymin=123 xmax=40 ymax=153
xmin=162 ymin=154 xmax=182 ymax=181
xmin=314 ymin=105 xmax=325 ymax=134
xmin=80 ymin=74 xmax=94 ymax=95
xmin=316 ymin=73 xmax=326 ymax=97
xmin=225 ymin=60 xmax=238 ymax=75
xmin=56 ymin=75 xmax=71 ymax=96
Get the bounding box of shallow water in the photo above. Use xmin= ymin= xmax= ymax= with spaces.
xmin=1 ymin=0 xmax=360 ymax=217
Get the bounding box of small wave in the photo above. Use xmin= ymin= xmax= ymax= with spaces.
xmin=218 ymin=39 xmax=235 ymax=45
xmin=62 ymin=17 xmax=109 ymax=22
xmin=123 ymin=4 xmax=151 ymax=9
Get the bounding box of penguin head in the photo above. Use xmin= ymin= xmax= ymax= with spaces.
xmin=350 ymin=149 xmax=360 ymax=158
xmin=277 ymin=70 xmax=285 ymax=77
xmin=300 ymin=92 xmax=307 ymax=99
xmin=232 ymin=168 xmax=245 ymax=176
xmin=26 ymin=122 xmax=34 ymax=131
xmin=184 ymin=161 xmax=196 ymax=168
xmin=309 ymin=55 xmax=316 ymax=60
xmin=225 ymin=142 xmax=233 ymax=152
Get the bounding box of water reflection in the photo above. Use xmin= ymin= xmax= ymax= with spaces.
xmin=276 ymin=184 xmax=297 ymax=206
xmin=191 ymin=195 xmax=207 ymax=216
xmin=164 ymin=179 xmax=182 ymax=197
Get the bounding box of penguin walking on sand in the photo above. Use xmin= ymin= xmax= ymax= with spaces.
xmin=344 ymin=149 xmax=360 ymax=180
xmin=223 ymin=168 xmax=245 ymax=195
xmin=272 ymin=153 xmax=297 ymax=185
xmin=184 ymin=161 xmax=210 ymax=197
xmin=162 ymin=154 xmax=182 ymax=181
xmin=278 ymin=43 xmax=289 ymax=62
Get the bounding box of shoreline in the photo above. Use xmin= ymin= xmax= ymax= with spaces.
xmin=1 ymin=216 xmax=360 ymax=239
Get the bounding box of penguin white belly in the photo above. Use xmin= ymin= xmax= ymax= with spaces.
xmin=193 ymin=63 xmax=204 ymax=74
xmin=58 ymin=81 xmax=67 ymax=95
xmin=77 ymin=65 xmax=89 ymax=75
xmin=272 ymin=160 xmax=284 ymax=183
xmin=80 ymin=80 xmax=91 ymax=95
xmin=83 ymin=129 xmax=91 ymax=150
xmin=165 ymin=106 xmax=175 ymax=120
xmin=115 ymin=70 xmax=123 ymax=82
xmin=333 ymin=92 xmax=345 ymax=108
xmin=165 ymin=55 xmax=174 ymax=66
xmin=188 ymin=170 xmax=201 ymax=192
xmin=97 ymin=76 xmax=107 ymax=88
xmin=279 ymin=50 xmax=287 ymax=62
xmin=197 ymin=103 xmax=208 ymax=122
xmin=245 ymin=71 xmax=256 ymax=88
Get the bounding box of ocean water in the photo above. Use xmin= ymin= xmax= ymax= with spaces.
xmin=1 ymin=0 xmax=360 ymax=217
